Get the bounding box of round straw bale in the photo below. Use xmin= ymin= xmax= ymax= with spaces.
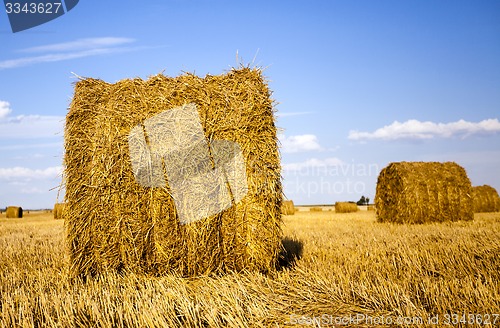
xmin=281 ymin=200 xmax=295 ymax=215
xmin=335 ymin=202 xmax=358 ymax=213
xmin=64 ymin=67 xmax=282 ymax=278
xmin=375 ymin=162 xmax=473 ymax=224
xmin=6 ymin=206 xmax=23 ymax=218
xmin=309 ymin=207 xmax=322 ymax=212
xmin=473 ymin=185 xmax=500 ymax=213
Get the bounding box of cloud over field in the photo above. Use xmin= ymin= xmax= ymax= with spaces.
xmin=0 ymin=100 xmax=12 ymax=119
xmin=19 ymin=37 xmax=135 ymax=53
xmin=279 ymin=134 xmax=323 ymax=153
xmin=0 ymin=114 xmax=64 ymax=139
xmin=276 ymin=111 xmax=313 ymax=118
xmin=0 ymin=37 xmax=137 ymax=70
xmin=0 ymin=166 xmax=63 ymax=181
xmin=282 ymin=157 xmax=345 ymax=172
xmin=349 ymin=118 xmax=500 ymax=141
xmin=0 ymin=100 xmax=63 ymax=139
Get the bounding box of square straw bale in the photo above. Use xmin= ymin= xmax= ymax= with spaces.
xmin=64 ymin=67 xmax=282 ymax=278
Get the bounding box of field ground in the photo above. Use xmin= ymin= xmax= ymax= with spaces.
xmin=1 ymin=210 xmax=499 ymax=327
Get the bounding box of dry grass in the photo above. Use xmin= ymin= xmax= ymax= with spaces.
xmin=1 ymin=211 xmax=499 ymax=327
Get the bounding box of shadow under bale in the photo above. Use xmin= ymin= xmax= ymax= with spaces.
xmin=277 ymin=236 xmax=304 ymax=270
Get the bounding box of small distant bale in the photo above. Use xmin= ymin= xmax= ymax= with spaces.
xmin=335 ymin=202 xmax=358 ymax=213
xmin=53 ymin=203 xmax=66 ymax=220
xmin=473 ymin=185 xmax=500 ymax=213
xmin=375 ymin=161 xmax=473 ymax=224
xmin=367 ymin=205 xmax=375 ymax=211
xmin=6 ymin=206 xmax=23 ymax=218
xmin=281 ymin=200 xmax=295 ymax=215
xmin=310 ymin=207 xmax=322 ymax=212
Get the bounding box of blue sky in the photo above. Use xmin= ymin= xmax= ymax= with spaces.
xmin=1 ymin=0 xmax=499 ymax=208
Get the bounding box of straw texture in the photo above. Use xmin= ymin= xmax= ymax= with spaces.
xmin=6 ymin=206 xmax=23 ymax=218
xmin=375 ymin=162 xmax=473 ymax=224
xmin=53 ymin=203 xmax=65 ymax=220
xmin=473 ymin=185 xmax=500 ymax=213
xmin=64 ymin=67 xmax=282 ymax=278
xmin=335 ymin=202 xmax=358 ymax=213
xmin=281 ymin=200 xmax=295 ymax=215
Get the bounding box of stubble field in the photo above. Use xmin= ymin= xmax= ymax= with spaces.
xmin=1 ymin=210 xmax=499 ymax=327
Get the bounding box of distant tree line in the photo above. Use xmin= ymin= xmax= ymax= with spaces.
xmin=356 ymin=196 xmax=370 ymax=206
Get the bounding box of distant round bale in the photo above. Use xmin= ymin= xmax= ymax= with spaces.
xmin=53 ymin=203 xmax=66 ymax=219
xmin=375 ymin=162 xmax=473 ymax=224
xmin=281 ymin=200 xmax=295 ymax=215
xmin=335 ymin=202 xmax=358 ymax=213
xmin=6 ymin=206 xmax=23 ymax=218
xmin=473 ymin=185 xmax=500 ymax=213
xmin=309 ymin=207 xmax=322 ymax=212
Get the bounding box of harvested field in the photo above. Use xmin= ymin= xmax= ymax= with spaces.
xmin=1 ymin=211 xmax=499 ymax=327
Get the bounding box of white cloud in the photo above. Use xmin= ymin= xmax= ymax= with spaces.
xmin=20 ymin=37 xmax=135 ymax=53
xmin=20 ymin=187 xmax=47 ymax=195
xmin=280 ymin=134 xmax=323 ymax=153
xmin=0 ymin=103 xmax=64 ymax=141
xmin=0 ymin=166 xmax=63 ymax=181
xmin=0 ymin=100 xmax=12 ymax=119
xmin=0 ymin=114 xmax=64 ymax=139
xmin=0 ymin=142 xmax=62 ymax=151
xmin=12 ymin=153 xmax=47 ymax=160
xmin=282 ymin=157 xmax=345 ymax=172
xmin=276 ymin=111 xmax=313 ymax=118
xmin=348 ymin=118 xmax=500 ymax=141
xmin=0 ymin=48 xmax=131 ymax=70
xmin=0 ymin=37 xmax=138 ymax=70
